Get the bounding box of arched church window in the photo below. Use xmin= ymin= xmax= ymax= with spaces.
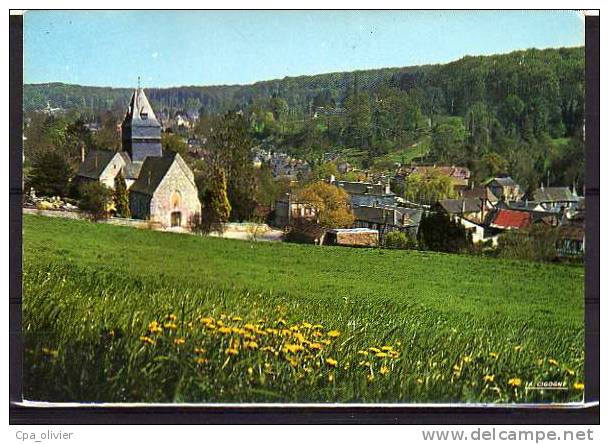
xmin=171 ymin=190 xmax=182 ymax=209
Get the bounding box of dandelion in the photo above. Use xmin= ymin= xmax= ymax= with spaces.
xmin=537 ymin=358 xmax=544 ymax=366
xmin=368 ymin=347 xmax=381 ymax=353
xmin=308 ymin=342 xmax=322 ymax=350
xmin=379 ymin=365 xmax=389 ymax=376
xmin=283 ymin=343 xmax=304 ymax=354
xmin=232 ymin=316 xmax=243 ymax=322
xmin=483 ymin=374 xmax=495 ymax=383
xmin=174 ymin=338 xmax=185 ymax=345
xmin=287 ymin=357 xmax=298 ymax=367
xmin=375 ymin=352 xmax=388 ymax=358
xmin=41 ymin=347 xmax=59 ymax=357
xmin=225 ymin=348 xmax=239 ymax=356
xmin=548 ymin=358 xmax=559 ymax=366
xmin=195 ymin=357 xmax=207 ymax=365
xmin=327 ymin=330 xmax=341 ymax=338
xmin=302 ymin=322 xmax=313 ymax=329
xmin=357 ymin=350 xmax=369 ymax=356
xmin=565 ymin=369 xmax=575 ymax=376
xmin=573 ymin=382 xmax=584 ymax=390
xmin=508 ymin=377 xmax=522 ymax=387
xmin=206 ymin=323 xmax=217 ymax=330
xmin=194 ymin=347 xmax=206 ymax=354
xmin=489 ymin=352 xmax=499 ymax=359
xmin=453 ymin=364 xmax=461 ymax=373
xmin=416 ymin=378 xmax=424 ymax=384
xmin=245 ymin=341 xmax=259 ymax=350
xmin=514 ymin=345 xmax=523 ymax=352
xmin=164 ymin=322 xmax=177 ymax=330
xmin=277 ymin=319 xmax=287 ymax=326
xmin=247 ymin=367 xmax=254 ymax=376
xmin=326 ymin=358 xmax=338 ymax=367
xmin=148 ymin=321 xmax=163 ymax=334
xmin=167 ymin=314 xmax=177 ymax=321
xmin=381 ymin=345 xmax=393 ymax=351
xmin=139 ymin=336 xmax=155 ymax=345
xmin=462 ymin=356 xmax=472 ymax=363
xmin=218 ymin=326 xmax=232 ymax=334
xmin=367 ymin=374 xmax=375 ymax=382
xmin=200 ymin=317 xmax=214 ymax=325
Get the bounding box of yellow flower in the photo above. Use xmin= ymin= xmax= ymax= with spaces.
xmin=277 ymin=319 xmax=287 ymax=326
xmin=368 ymin=347 xmax=381 ymax=353
xmin=167 ymin=314 xmax=177 ymax=321
xmin=218 ymin=326 xmax=232 ymax=334
xmin=483 ymin=374 xmax=495 ymax=383
xmin=139 ymin=336 xmax=155 ymax=345
xmin=565 ymin=369 xmax=575 ymax=376
xmin=174 ymin=338 xmax=185 ymax=345
xmin=245 ymin=341 xmax=259 ymax=350
xmin=225 ymin=348 xmax=239 ymax=356
xmin=375 ymin=352 xmax=388 ymax=358
xmin=327 ymin=330 xmax=341 ymax=338
xmin=308 ymin=342 xmax=322 ymax=350
xmin=489 ymin=352 xmax=499 ymax=359
xmin=537 ymin=358 xmax=544 ymax=366
xmin=200 ymin=317 xmax=214 ymax=325
xmin=381 ymin=345 xmax=394 ymax=351
xmin=312 ymin=324 xmax=323 ymax=329
xmin=462 ymin=356 xmax=472 ymax=363
xmin=195 ymin=357 xmax=207 ymax=365
xmin=247 ymin=367 xmax=254 ymax=376
xmin=287 ymin=357 xmax=299 ymax=367
xmin=326 ymin=358 xmax=338 ymax=367
xmin=302 ymin=322 xmax=313 ymax=329
xmin=379 ymin=365 xmax=389 ymax=376
xmin=328 ymin=373 xmax=335 ymax=382
xmin=232 ymin=316 xmax=243 ymax=321
xmin=416 ymin=378 xmax=424 ymax=384
xmin=164 ymin=322 xmax=177 ymax=330
xmin=367 ymin=374 xmax=375 ymax=382
xmin=148 ymin=321 xmax=163 ymax=334
xmin=358 ymin=350 xmax=369 ymax=356
xmin=453 ymin=364 xmax=461 ymax=372
xmin=573 ymin=382 xmax=584 ymax=390
xmin=508 ymin=377 xmax=522 ymax=387
xmin=514 ymin=345 xmax=523 ymax=352
xmin=41 ymin=347 xmax=59 ymax=357
xmin=206 ymin=323 xmax=217 ymax=330
xmin=283 ymin=343 xmax=304 ymax=354
xmin=244 ymin=323 xmax=256 ymax=331
xmin=194 ymin=347 xmax=206 ymax=354
xmin=548 ymin=358 xmax=559 ymax=366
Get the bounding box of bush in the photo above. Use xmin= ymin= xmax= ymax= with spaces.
xmin=497 ymin=224 xmax=559 ymax=262
xmin=384 ymin=231 xmax=417 ymax=249
xmin=78 ymin=182 xmax=113 ymax=221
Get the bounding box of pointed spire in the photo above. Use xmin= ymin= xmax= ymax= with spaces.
xmin=137 ymin=76 xmax=141 ymax=89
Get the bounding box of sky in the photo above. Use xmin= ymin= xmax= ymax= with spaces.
xmin=23 ymin=10 xmax=585 ymax=88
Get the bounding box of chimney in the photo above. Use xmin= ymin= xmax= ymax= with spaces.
xmin=81 ymin=144 xmax=86 ymax=163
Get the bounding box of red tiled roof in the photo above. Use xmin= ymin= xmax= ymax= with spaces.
xmin=491 ymin=209 xmax=532 ymax=230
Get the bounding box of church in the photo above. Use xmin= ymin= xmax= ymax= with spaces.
xmin=76 ymin=87 xmax=201 ymax=228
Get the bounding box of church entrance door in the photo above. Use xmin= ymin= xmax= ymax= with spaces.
xmin=171 ymin=211 xmax=182 ymax=227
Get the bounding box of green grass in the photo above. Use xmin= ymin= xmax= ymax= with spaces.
xmin=23 ymin=214 xmax=584 ymax=403
xmin=376 ymin=136 xmax=431 ymax=166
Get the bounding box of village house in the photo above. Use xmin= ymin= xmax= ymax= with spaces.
xmin=436 ymin=197 xmax=485 ymax=223
xmin=330 ymin=177 xmax=397 ymax=207
xmin=487 ymin=208 xmax=533 ymax=231
xmin=486 ymin=177 xmax=524 ymax=202
xmin=532 ymin=186 xmax=579 ymax=211
xmin=76 ymin=86 xmax=201 ymax=228
xmin=352 ymin=205 xmax=422 ymax=240
xmin=274 ymin=193 xmax=318 ymax=227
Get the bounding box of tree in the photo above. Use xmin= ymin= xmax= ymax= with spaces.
xmin=296 ymin=181 xmax=354 ymax=228
xmin=78 ymin=182 xmax=113 ymax=221
xmin=113 ymin=172 xmax=131 ymax=218
xmin=429 ymin=118 xmax=466 ymax=163
xmin=497 ymin=224 xmax=559 ymax=262
xmin=417 ymin=211 xmax=472 ymax=253
xmin=207 ymin=112 xmax=258 ymax=221
xmin=28 ymin=151 xmax=73 ymax=197
xmin=162 ymin=133 xmax=188 ymax=157
xmin=201 ymin=167 xmax=231 ymax=233
xmin=403 ymin=170 xmax=456 ymax=205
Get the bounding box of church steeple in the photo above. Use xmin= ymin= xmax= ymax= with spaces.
xmin=121 ymin=83 xmax=163 ymax=162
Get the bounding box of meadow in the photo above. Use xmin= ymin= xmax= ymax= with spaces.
xmin=22 ymin=214 xmax=585 ymax=404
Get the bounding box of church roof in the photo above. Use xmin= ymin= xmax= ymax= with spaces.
xmin=129 ymin=151 xmax=178 ymax=196
xmin=123 ymin=88 xmax=160 ymax=127
xmin=77 ymin=149 xmax=117 ymax=179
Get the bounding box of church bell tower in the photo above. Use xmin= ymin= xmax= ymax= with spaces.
xmin=121 ymin=80 xmax=163 ymax=162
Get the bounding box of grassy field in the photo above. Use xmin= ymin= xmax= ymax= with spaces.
xmin=23 ymin=214 xmax=584 ymax=403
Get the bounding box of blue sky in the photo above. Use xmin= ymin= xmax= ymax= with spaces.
xmin=24 ymin=10 xmax=585 ymax=88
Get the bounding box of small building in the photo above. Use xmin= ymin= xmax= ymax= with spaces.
xmin=330 ymin=178 xmax=397 ymax=207
xmin=274 ymin=194 xmax=318 ymax=227
xmin=487 ymin=177 xmax=523 ymax=202
xmin=399 ymin=165 xmax=471 ymax=191
xmin=352 ymin=205 xmax=422 ymax=239
xmin=557 ymin=223 xmax=585 ymax=257
xmin=488 ymin=208 xmax=532 ymax=231
xmin=532 ymin=186 xmax=579 ymax=211
xmin=324 ymin=228 xmax=379 ymax=247
xmin=436 ymin=198 xmax=484 ymax=223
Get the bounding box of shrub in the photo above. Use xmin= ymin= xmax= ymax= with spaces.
xmin=78 ymin=182 xmax=113 ymax=221
xmin=384 ymin=231 xmax=417 ymax=249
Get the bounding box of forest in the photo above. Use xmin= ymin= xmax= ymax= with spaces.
xmin=23 ymin=46 xmax=585 ymax=202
